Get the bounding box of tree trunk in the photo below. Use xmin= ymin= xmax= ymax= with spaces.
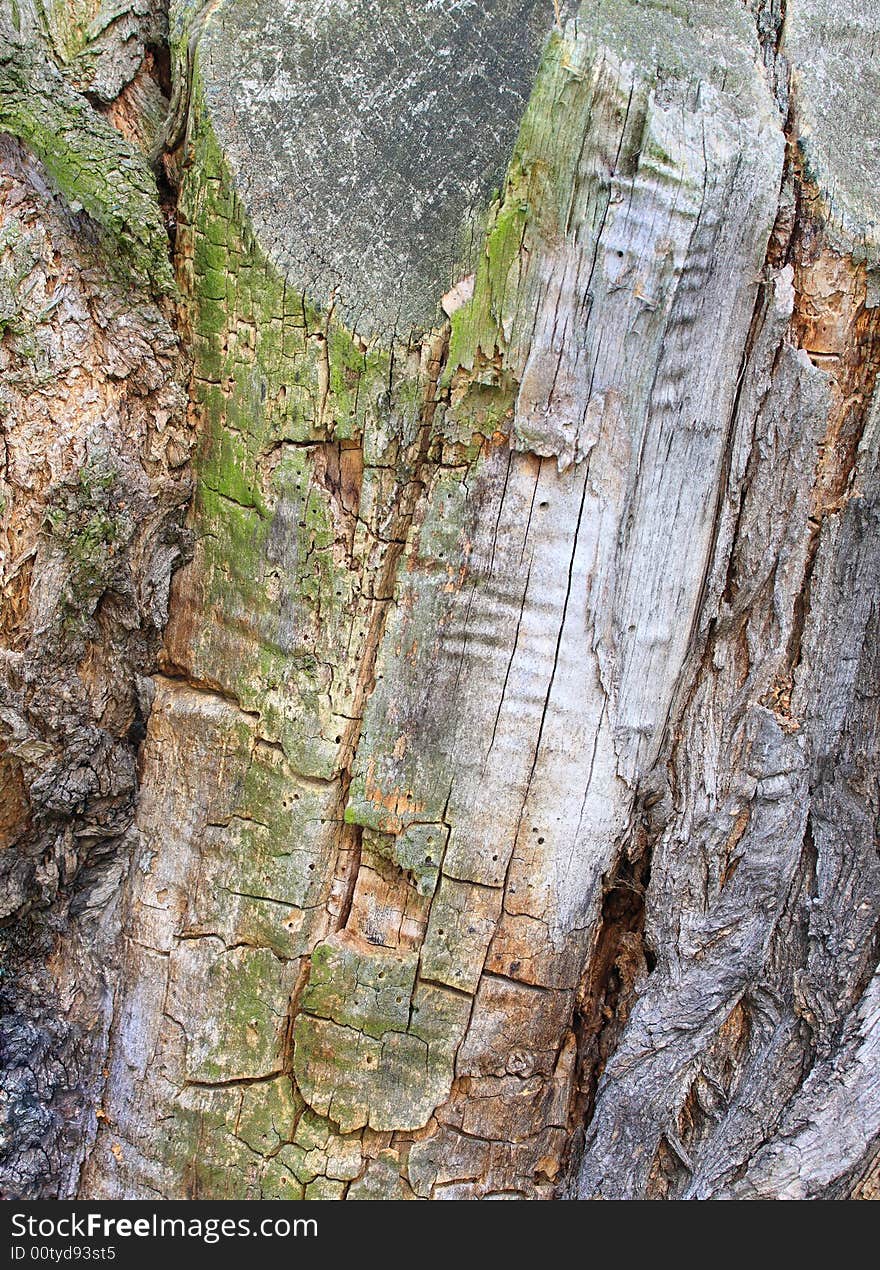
xmin=1 ymin=0 xmax=878 ymax=1201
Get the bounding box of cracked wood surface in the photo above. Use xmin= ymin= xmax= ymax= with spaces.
xmin=1 ymin=0 xmax=878 ymax=1200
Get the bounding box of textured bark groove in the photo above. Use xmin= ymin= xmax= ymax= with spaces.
xmin=0 ymin=0 xmax=191 ymax=1195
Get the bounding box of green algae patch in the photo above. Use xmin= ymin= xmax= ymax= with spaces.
xmin=165 ymin=1085 xmax=265 ymax=1198
xmin=364 ymin=824 xmax=447 ymax=898
xmin=0 ymin=31 xmax=173 ymax=294
xmin=186 ymin=714 xmax=340 ymax=959
xmin=170 ymin=942 xmax=297 ymax=1085
xmin=441 ymin=32 xmax=574 ymax=385
xmin=236 ymin=1076 xmax=301 ymax=1156
xmin=257 ymin=1154 xmax=306 ymax=1199
xmin=294 ymin=936 xmax=472 ymax=1133
xmin=172 ymin=92 xmax=403 ymax=776
xmin=446 ymin=194 xmax=529 ymax=379
xmin=303 ymin=936 xmax=418 ymax=1040
xmin=347 ymin=1150 xmax=410 ymax=1200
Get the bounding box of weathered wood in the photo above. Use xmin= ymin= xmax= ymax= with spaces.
xmin=0 ymin=0 xmax=877 ymax=1200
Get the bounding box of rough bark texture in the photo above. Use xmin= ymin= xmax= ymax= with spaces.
xmin=0 ymin=0 xmax=878 ymax=1201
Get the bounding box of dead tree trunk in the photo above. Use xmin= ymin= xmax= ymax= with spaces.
xmin=1 ymin=0 xmax=878 ymax=1201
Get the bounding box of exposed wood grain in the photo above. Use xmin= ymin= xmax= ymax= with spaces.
xmin=1 ymin=0 xmax=877 ymax=1200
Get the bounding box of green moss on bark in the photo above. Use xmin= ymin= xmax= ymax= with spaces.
xmin=0 ymin=24 xmax=173 ymax=294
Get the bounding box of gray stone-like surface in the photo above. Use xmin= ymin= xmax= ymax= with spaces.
xmin=786 ymin=0 xmax=880 ymax=256
xmin=198 ymin=0 xmax=558 ymax=333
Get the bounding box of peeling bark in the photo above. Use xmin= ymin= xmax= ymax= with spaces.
xmin=0 ymin=0 xmax=191 ymax=1194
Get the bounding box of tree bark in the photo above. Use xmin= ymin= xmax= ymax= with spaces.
xmin=1 ymin=0 xmax=878 ymax=1201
